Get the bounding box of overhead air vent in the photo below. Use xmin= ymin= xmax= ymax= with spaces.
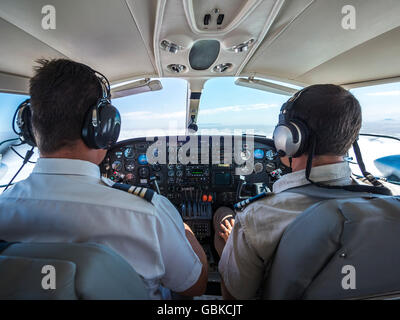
xmin=213 ymin=63 xmax=233 ymax=73
xmin=228 ymin=39 xmax=255 ymax=53
xmin=167 ymin=64 xmax=187 ymax=73
xmin=160 ymin=40 xmax=183 ymax=54
xmin=189 ymin=40 xmax=220 ymax=71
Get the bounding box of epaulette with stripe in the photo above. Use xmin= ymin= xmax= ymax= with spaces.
xmin=234 ymin=192 xmax=275 ymax=211
xmin=101 ymin=177 xmax=155 ymax=203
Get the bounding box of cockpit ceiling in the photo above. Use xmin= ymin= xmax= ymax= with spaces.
xmin=0 ymin=0 xmax=158 ymax=82
xmin=0 ymin=0 xmax=400 ymax=92
xmin=243 ymin=0 xmax=400 ymax=86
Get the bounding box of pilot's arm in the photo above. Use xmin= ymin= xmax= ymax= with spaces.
xmin=218 ymin=215 xmax=266 ymax=300
xmin=152 ymin=193 xmax=208 ymax=296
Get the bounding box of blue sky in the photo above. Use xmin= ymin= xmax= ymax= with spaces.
xmin=0 ymin=78 xmax=399 ymax=185
xmin=1 ymin=78 xmax=399 ymax=142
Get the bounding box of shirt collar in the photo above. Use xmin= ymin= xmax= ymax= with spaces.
xmin=273 ymin=162 xmax=352 ymax=193
xmin=32 ymin=158 xmax=100 ymax=179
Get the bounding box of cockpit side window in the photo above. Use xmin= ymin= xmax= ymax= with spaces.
xmin=349 ymin=82 xmax=400 ymax=183
xmin=0 ymin=92 xmax=38 ymax=190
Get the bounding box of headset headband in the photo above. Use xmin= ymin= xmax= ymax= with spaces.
xmin=279 ymin=88 xmax=308 ymax=122
xmin=14 ymin=64 xmax=120 ymax=150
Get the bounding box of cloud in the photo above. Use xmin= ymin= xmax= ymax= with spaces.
xmin=123 ymin=111 xmax=186 ymax=120
xmin=199 ymin=103 xmax=278 ymax=116
xmin=366 ymin=90 xmax=400 ymax=97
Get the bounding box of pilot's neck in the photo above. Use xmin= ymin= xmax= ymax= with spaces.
xmin=39 ymin=139 xmax=107 ymax=166
xmin=291 ymin=155 xmax=344 ymax=172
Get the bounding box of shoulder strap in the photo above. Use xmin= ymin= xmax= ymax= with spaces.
xmin=286 ymin=184 xmax=391 ymax=201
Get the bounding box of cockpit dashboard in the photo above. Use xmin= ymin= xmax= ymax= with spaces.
xmin=100 ymin=135 xmax=288 ymax=240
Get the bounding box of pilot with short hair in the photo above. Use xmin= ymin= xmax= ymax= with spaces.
xmin=214 ymin=84 xmax=365 ymax=300
xmin=0 ymin=59 xmax=208 ymax=299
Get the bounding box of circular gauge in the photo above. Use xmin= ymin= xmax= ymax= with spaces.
xmin=254 ymin=149 xmax=265 ymax=160
xmin=240 ymin=165 xmax=253 ymax=175
xmin=254 ymin=162 xmax=264 ymax=174
xmin=168 ymin=170 xmax=175 ymax=177
xmin=138 ymin=154 xmax=148 ymax=165
xmin=138 ymin=167 xmax=150 ymax=178
xmin=125 ymin=162 xmax=135 ymax=172
xmin=240 ymin=150 xmax=252 ymax=161
xmin=111 ymin=161 xmax=122 ymax=171
xmin=176 ymin=170 xmax=183 ymax=177
xmin=265 ymin=162 xmax=276 ymax=173
xmin=266 ymin=150 xmax=276 ymax=161
xmin=124 ymin=147 xmax=135 ymax=159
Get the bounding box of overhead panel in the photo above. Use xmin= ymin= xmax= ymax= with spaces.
xmin=0 ymin=0 xmax=157 ymax=82
xmin=155 ymin=0 xmax=284 ymax=78
xmin=299 ymin=26 xmax=400 ymax=85
xmin=0 ymin=17 xmax=67 ymax=79
xmin=243 ymin=0 xmax=400 ymax=84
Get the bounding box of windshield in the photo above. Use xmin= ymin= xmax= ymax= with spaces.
xmin=351 ymin=82 xmax=400 ymax=138
xmin=197 ymin=77 xmax=301 ymax=137
xmin=198 ymin=78 xmax=400 ymax=184
xmin=113 ymin=78 xmax=188 ymax=140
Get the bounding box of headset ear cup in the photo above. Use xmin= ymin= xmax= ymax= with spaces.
xmin=96 ymin=103 xmax=121 ymax=149
xmin=291 ymin=120 xmax=309 ymax=158
xmin=17 ymin=103 xmax=37 ymax=147
xmin=273 ymin=122 xmax=300 ymax=158
xmin=81 ymin=102 xmax=121 ymax=150
xmin=273 ymin=120 xmax=309 ymax=158
xmin=81 ymin=105 xmax=98 ymax=149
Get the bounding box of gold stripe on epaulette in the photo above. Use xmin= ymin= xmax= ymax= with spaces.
xmin=134 ymin=188 xmax=141 ymax=196
xmin=128 ymin=186 xmax=135 ymax=194
xmin=140 ymin=188 xmax=147 ymax=198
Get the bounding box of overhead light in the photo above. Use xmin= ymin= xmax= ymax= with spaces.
xmin=235 ymin=78 xmax=299 ymax=96
xmin=111 ymin=78 xmax=163 ymax=99
xmin=160 ymin=40 xmax=183 ymax=54
xmin=229 ymin=39 xmax=255 ymax=53
xmin=213 ymin=63 xmax=233 ymax=73
xmin=167 ymin=64 xmax=187 ymax=73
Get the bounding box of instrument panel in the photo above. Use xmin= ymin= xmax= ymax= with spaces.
xmin=100 ymin=135 xmax=288 ymax=241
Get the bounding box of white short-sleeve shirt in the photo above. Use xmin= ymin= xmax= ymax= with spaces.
xmin=219 ymin=162 xmax=354 ymax=299
xmin=0 ymin=158 xmax=202 ymax=299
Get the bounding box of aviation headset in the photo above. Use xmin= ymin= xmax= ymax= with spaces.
xmin=273 ymin=88 xmax=310 ymax=158
xmin=14 ymin=66 xmax=121 ymax=150
xmin=273 ymin=88 xmax=392 ymax=196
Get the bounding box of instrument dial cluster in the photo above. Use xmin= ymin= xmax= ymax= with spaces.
xmin=101 ymin=136 xmax=288 ymax=207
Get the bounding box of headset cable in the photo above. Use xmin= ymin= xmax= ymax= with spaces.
xmin=2 ymin=146 xmax=35 ymax=193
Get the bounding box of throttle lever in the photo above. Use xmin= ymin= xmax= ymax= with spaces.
xmin=149 ymin=176 xmax=161 ymax=194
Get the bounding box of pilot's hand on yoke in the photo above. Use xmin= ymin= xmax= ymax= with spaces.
xmin=219 ymin=218 xmax=235 ymax=243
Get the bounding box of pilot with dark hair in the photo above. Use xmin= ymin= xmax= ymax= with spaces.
xmin=214 ymin=84 xmax=364 ymax=300
xmin=0 ymin=59 xmax=208 ymax=299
